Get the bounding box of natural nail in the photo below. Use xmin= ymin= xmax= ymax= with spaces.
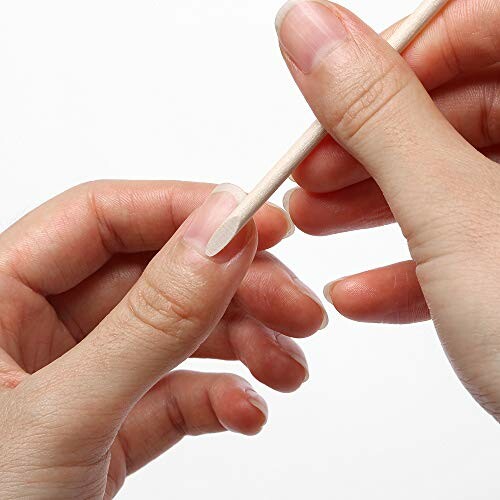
xmin=323 ymin=279 xmax=342 ymax=305
xmin=245 ymin=389 xmax=269 ymax=423
xmin=276 ymin=0 xmax=348 ymax=74
xmin=276 ymin=334 xmax=309 ymax=382
xmin=268 ymin=201 xmax=296 ymax=239
xmin=283 ymin=188 xmax=297 ymax=213
xmin=293 ymin=277 xmax=329 ymax=330
xmin=183 ymin=183 xmax=246 ymax=257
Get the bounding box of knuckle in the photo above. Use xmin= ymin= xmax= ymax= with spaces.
xmin=126 ymin=273 xmax=199 ymax=340
xmin=161 ymin=378 xmax=190 ymax=437
xmin=331 ymin=55 xmax=413 ymax=142
xmin=84 ymin=182 xmax=128 ymax=255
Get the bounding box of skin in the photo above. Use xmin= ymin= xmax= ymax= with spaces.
xmin=2 ymin=1 xmax=499 ymax=496
xmin=278 ymin=0 xmax=500 ymax=421
xmin=0 ymin=180 xmax=326 ymax=498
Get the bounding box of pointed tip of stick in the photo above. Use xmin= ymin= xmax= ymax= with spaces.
xmin=205 ymin=216 xmax=243 ymax=257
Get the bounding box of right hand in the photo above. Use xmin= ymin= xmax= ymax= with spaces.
xmin=276 ymin=0 xmax=500 ymax=421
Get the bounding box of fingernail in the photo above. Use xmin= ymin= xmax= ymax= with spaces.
xmin=245 ymin=389 xmax=268 ymax=423
xmin=276 ymin=0 xmax=348 ymax=74
xmin=268 ymin=202 xmax=295 ymax=239
xmin=293 ymin=277 xmax=329 ymax=330
xmin=289 ymin=173 xmax=297 ymax=183
xmin=183 ymin=184 xmax=246 ymax=257
xmin=283 ymin=188 xmax=297 ymax=213
xmin=323 ymin=279 xmax=342 ymax=305
xmin=284 ymin=220 xmax=296 ymax=238
xmin=275 ymin=334 xmax=309 ymax=382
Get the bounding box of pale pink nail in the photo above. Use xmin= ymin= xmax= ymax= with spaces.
xmin=245 ymin=388 xmax=269 ymax=423
xmin=323 ymin=279 xmax=343 ymax=305
xmin=276 ymin=0 xmax=348 ymax=74
xmin=183 ymin=184 xmax=246 ymax=256
xmin=293 ymin=277 xmax=329 ymax=330
xmin=276 ymin=334 xmax=309 ymax=382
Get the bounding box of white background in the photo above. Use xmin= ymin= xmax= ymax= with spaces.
xmin=1 ymin=1 xmax=499 ymax=499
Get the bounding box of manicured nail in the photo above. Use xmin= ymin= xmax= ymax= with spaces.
xmin=183 ymin=184 xmax=246 ymax=256
xmin=276 ymin=0 xmax=348 ymax=74
xmin=245 ymin=388 xmax=269 ymax=423
xmin=293 ymin=277 xmax=329 ymax=330
xmin=275 ymin=334 xmax=309 ymax=382
xmin=289 ymin=173 xmax=297 ymax=183
xmin=323 ymin=279 xmax=342 ymax=305
xmin=268 ymin=202 xmax=296 ymax=238
xmin=283 ymin=188 xmax=297 ymax=213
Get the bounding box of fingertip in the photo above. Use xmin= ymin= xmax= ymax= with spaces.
xmin=267 ymin=202 xmax=296 ymax=240
xmin=215 ymin=381 xmax=268 ymax=436
xmin=244 ymin=388 xmax=269 ymax=431
xmin=288 ymin=277 xmax=329 ymax=336
xmin=324 ymin=276 xmax=370 ymax=321
xmin=275 ymin=334 xmax=309 ymax=385
xmin=255 ymin=333 xmax=309 ymax=393
xmin=324 ymin=277 xmax=363 ymax=318
xmin=282 ymin=188 xmax=297 ymax=214
xmin=255 ymin=202 xmax=295 ymax=250
xmin=282 ymin=188 xmax=330 ymax=236
xmin=323 ymin=280 xmax=339 ymax=306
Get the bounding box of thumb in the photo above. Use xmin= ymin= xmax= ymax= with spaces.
xmin=28 ymin=184 xmax=257 ymax=435
xmin=275 ymin=0 xmax=490 ymax=254
xmin=276 ymin=1 xmax=500 ymax=420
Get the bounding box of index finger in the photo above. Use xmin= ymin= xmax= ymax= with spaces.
xmin=0 ymin=180 xmax=293 ymax=295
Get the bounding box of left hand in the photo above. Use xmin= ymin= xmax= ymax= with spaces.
xmin=0 ymin=180 xmax=326 ymax=498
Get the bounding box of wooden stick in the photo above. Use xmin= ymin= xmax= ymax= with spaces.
xmin=206 ymin=0 xmax=450 ymax=257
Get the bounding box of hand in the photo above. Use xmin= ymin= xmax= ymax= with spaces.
xmin=276 ymin=0 xmax=500 ymax=420
xmin=0 ymin=180 xmax=327 ymax=498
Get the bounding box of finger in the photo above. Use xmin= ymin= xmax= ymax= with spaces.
xmin=288 ymin=145 xmax=500 ymax=237
xmin=288 ymin=146 xmax=500 ymax=238
xmin=25 ymin=184 xmax=259 ymax=443
xmin=106 ymin=371 xmax=268 ymax=496
xmin=232 ymin=252 xmax=328 ymax=336
xmin=51 ymin=251 xmax=327 ymax=342
xmin=0 ymin=180 xmax=292 ymax=295
xmin=323 ymin=261 xmax=430 ymax=324
xmin=51 ymin=256 xmax=311 ymax=392
xmin=388 ymin=0 xmax=500 ymax=91
xmin=292 ymin=1 xmax=500 ymax=193
xmin=431 ymin=66 xmax=500 ymax=150
xmin=51 ymin=252 xmax=310 ymax=392
xmin=277 ymin=1 xmax=500 ymax=419
xmin=292 ymin=67 xmax=500 ymax=193
xmin=276 ymin=0 xmax=486 ymax=244
xmin=196 ymin=313 xmax=309 ymax=392
xmin=284 ymin=180 xmax=394 ymax=236
xmin=49 ymin=252 xmax=155 ymax=342
xmin=291 ymin=135 xmax=370 ymax=193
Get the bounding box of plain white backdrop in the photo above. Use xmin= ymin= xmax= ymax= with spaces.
xmin=1 ymin=1 xmax=499 ymax=498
